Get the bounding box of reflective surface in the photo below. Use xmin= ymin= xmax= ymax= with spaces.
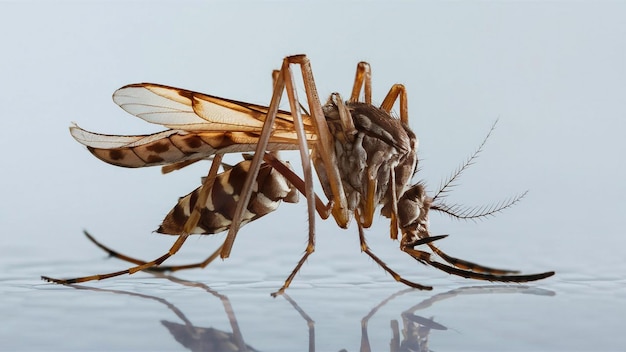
xmin=2 ymin=2 xmax=625 ymax=351
xmin=3 ymin=236 xmax=625 ymax=351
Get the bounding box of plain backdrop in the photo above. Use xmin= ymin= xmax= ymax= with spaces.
xmin=1 ymin=1 xmax=625 ymax=351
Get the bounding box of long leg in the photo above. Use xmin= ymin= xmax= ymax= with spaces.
xmin=388 ymin=168 xmax=399 ymax=240
xmin=403 ymin=247 xmax=555 ymax=282
xmin=83 ymin=230 xmax=224 ymax=272
xmin=356 ymin=212 xmax=434 ymax=291
xmin=270 ymin=74 xmax=327 ymax=297
xmin=41 ymin=234 xmax=191 ymax=284
xmin=272 ymin=201 xmax=444 ymax=295
xmin=41 ymin=154 xmax=224 ymax=284
xmin=272 ymin=60 xmax=326 ymax=297
xmin=220 ymin=60 xmax=287 ymax=259
xmin=222 ymin=55 xmax=348 ymax=259
xmin=349 ymin=75 xmax=407 ymax=235
xmin=349 ymin=61 xmax=372 ymax=104
xmin=272 ymin=59 xmax=319 ymax=296
xmin=348 ymin=62 xmax=409 ymax=125
xmin=293 ymin=55 xmax=349 ymax=226
xmin=82 ymin=154 xmax=334 ymax=273
xmin=379 ymin=84 xmax=409 ymax=125
xmin=221 ymin=55 xmax=352 ymax=295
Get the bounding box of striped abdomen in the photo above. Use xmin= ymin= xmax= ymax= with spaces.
xmin=158 ymin=159 xmax=299 ymax=235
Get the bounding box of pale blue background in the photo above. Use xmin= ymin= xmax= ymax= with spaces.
xmin=1 ymin=1 xmax=625 ymax=351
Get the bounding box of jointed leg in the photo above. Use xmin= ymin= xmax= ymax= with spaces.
xmin=356 ymin=214 xmax=434 ymax=291
xmin=222 ymin=55 xmax=348 ymax=259
xmin=271 ymin=243 xmax=315 ymax=297
xmin=387 ymin=169 xmax=399 ymax=240
xmin=348 ymin=62 xmax=408 ymax=125
xmin=269 ymin=57 xmax=320 ymax=298
xmin=328 ymin=93 xmax=357 ymax=143
xmin=41 ymin=154 xmax=224 ymax=284
xmin=41 ymin=234 xmax=190 ymax=284
xmin=73 ymin=151 xmax=335 ymax=281
xmin=81 ymin=151 xmax=333 ymax=275
xmin=349 ymin=61 xmax=372 ymax=104
xmin=83 ymin=230 xmax=224 ymax=272
xmin=223 ymin=55 xmax=352 ymax=295
xmin=379 ymin=84 xmax=409 ymax=125
xmin=292 ymin=55 xmax=349 ymax=226
xmin=220 ymin=60 xmax=287 ymax=259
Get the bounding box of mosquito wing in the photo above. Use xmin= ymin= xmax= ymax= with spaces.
xmin=70 ymin=83 xmax=316 ymax=168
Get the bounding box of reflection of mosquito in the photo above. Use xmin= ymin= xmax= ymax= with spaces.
xmin=70 ymin=276 xmax=260 ymax=352
xmin=67 ymin=275 xmax=316 ymax=352
xmin=42 ymin=54 xmax=554 ymax=295
xmin=360 ymin=286 xmax=556 ymax=352
xmin=65 ymin=276 xmax=554 ymax=352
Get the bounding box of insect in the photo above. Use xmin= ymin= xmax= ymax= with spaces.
xmin=42 ymin=54 xmax=554 ymax=295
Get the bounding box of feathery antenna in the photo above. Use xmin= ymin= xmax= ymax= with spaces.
xmin=431 ymin=119 xmax=498 ymax=203
xmin=431 ymin=190 xmax=528 ymax=221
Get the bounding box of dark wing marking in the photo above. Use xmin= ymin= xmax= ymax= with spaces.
xmin=112 ymin=83 xmax=315 ymax=133
xmin=70 ymin=83 xmax=318 ymax=168
xmin=70 ymin=124 xmax=307 ymax=168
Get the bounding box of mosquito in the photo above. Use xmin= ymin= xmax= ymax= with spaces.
xmin=42 ymin=54 xmax=554 ymax=295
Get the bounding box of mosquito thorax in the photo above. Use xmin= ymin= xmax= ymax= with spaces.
xmin=319 ymin=98 xmax=418 ymax=217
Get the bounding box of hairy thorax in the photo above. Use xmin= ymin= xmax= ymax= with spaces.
xmin=314 ymin=99 xmax=418 ymax=223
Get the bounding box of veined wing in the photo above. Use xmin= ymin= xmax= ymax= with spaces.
xmin=112 ymin=83 xmax=314 ymax=133
xmin=70 ymin=83 xmax=317 ymax=168
xmin=70 ymin=124 xmax=311 ymax=168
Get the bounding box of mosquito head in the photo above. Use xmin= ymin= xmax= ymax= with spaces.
xmin=397 ymin=183 xmax=433 ymax=248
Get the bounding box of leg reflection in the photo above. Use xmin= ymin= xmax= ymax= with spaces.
xmin=67 ymin=275 xmax=259 ymax=352
xmin=360 ymin=285 xmax=555 ymax=352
